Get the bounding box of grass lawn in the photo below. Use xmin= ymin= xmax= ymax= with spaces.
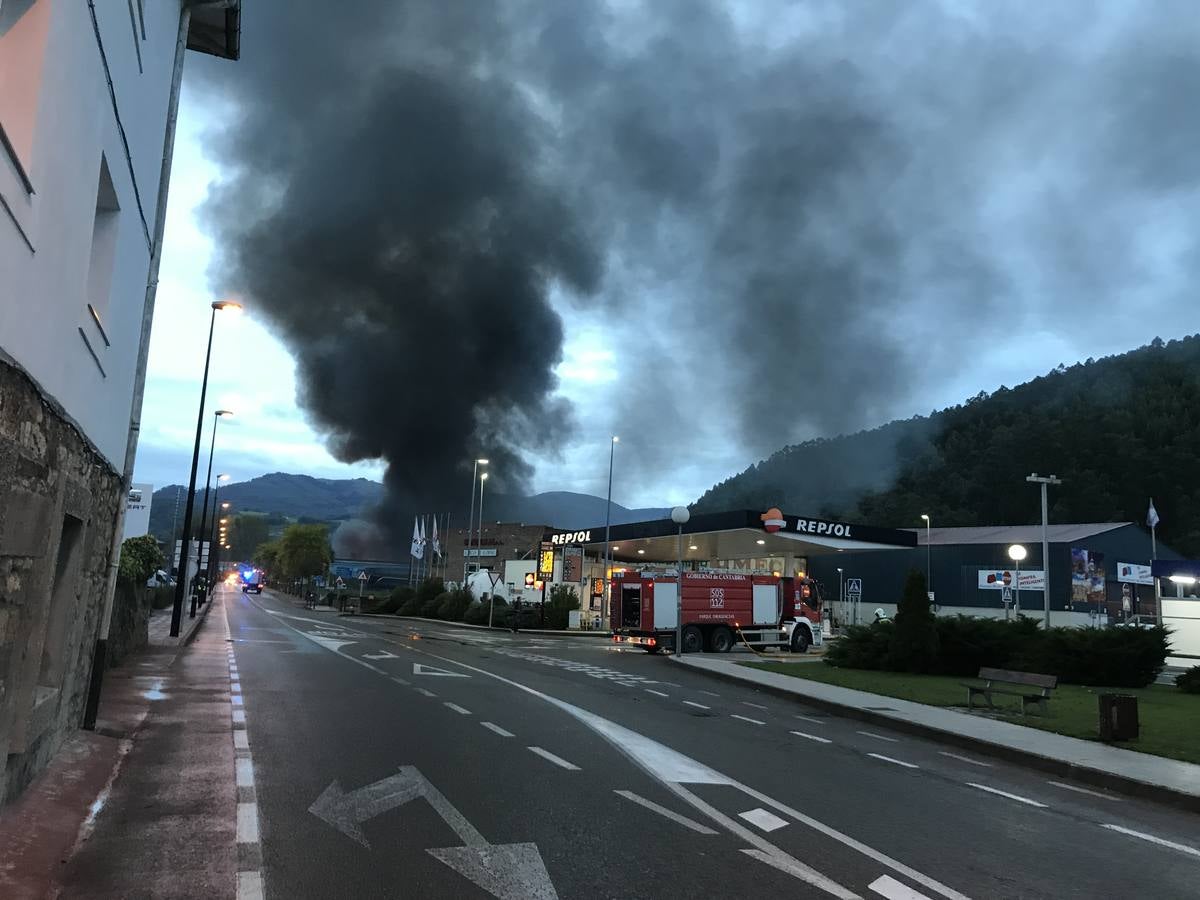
xmin=746 ymin=661 xmax=1200 ymax=765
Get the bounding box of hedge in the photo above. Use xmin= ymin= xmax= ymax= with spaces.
xmin=826 ymin=616 xmax=1171 ymax=688
xmin=436 ymin=590 xmax=473 ymax=622
xmin=1177 ymin=666 xmax=1200 ymax=694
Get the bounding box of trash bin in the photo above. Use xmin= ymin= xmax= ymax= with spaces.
xmin=1099 ymin=694 xmax=1139 ymax=741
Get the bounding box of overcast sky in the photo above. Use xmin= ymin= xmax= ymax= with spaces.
xmin=135 ymin=1 xmax=1199 ymax=512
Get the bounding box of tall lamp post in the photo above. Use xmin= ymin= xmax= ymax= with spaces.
xmin=1008 ymin=544 xmax=1027 ymax=620
xmin=603 ymin=436 xmax=618 ymax=624
xmin=208 ymin=478 xmax=230 ymax=589
xmin=193 ymin=409 xmax=233 ymax=617
xmin=671 ymin=506 xmax=690 ymax=655
xmin=171 ymin=301 xmax=240 ymax=636
xmin=920 ymin=514 xmax=932 ymax=601
xmin=474 ymin=472 xmax=489 ymax=581
xmin=836 ymin=567 xmax=844 ymax=630
xmin=1026 ymin=473 xmax=1062 ymax=628
xmin=463 ymin=458 xmax=488 ymax=583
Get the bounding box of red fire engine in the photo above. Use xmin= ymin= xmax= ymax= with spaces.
xmin=611 ymin=570 xmax=823 ymax=653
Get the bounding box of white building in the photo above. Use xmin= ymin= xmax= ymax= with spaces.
xmin=0 ymin=0 xmax=240 ymax=807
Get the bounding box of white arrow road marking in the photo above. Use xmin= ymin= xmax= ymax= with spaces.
xmin=739 ymin=808 xmax=788 ymax=832
xmin=1100 ymin=824 xmax=1200 ymax=859
xmin=308 ymin=766 xmax=559 ymax=898
xmin=870 ymin=874 xmax=936 ymax=899
xmin=414 ymin=663 xmax=470 ymax=677
xmin=363 ymin=650 xmax=399 ymax=660
xmin=305 ymin=634 xmax=358 ymax=653
xmin=613 ymin=790 xmax=717 ymax=835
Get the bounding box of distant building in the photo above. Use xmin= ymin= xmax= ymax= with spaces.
xmin=443 ymin=522 xmax=549 ymax=585
xmin=0 ymin=2 xmax=240 ymax=806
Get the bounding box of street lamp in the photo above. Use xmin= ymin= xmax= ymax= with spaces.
xmin=671 ymin=506 xmax=690 ymax=655
xmin=1008 ymin=544 xmax=1027 ymax=620
xmin=205 ymin=474 xmax=230 ymax=601
xmin=193 ymin=410 xmax=233 ymax=616
xmin=920 ymin=514 xmax=932 ymax=599
xmin=463 ymin=458 xmax=488 ymax=583
xmin=171 ymin=301 xmax=239 ymax=636
xmin=475 ymin=472 xmax=489 ymax=581
xmin=1026 ymin=473 xmax=1063 ymax=627
xmin=603 ymin=436 xmax=618 ymax=624
xmin=836 ymin=567 xmax=844 ymax=630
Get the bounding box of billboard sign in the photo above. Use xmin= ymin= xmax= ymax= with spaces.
xmin=563 ymin=546 xmax=584 ymax=582
xmin=978 ymin=570 xmax=1045 ymax=591
xmin=538 ymin=542 xmax=555 ymax=578
xmin=1116 ymin=562 xmax=1153 ymax=585
xmin=122 ymin=482 xmax=153 ymax=540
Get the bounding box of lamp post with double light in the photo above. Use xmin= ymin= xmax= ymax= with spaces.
xmin=194 ymin=410 xmax=232 ymax=613
xmin=172 ymin=301 xmax=240 ymax=636
xmin=474 ymin=472 xmax=489 ymax=582
xmin=463 ymin=458 xmax=488 ymax=583
xmin=207 ymin=478 xmax=230 ymax=591
xmin=920 ymin=514 xmax=932 ymax=601
xmin=671 ymin=506 xmax=690 ymax=655
xmin=603 ymin=436 xmax=618 ymax=623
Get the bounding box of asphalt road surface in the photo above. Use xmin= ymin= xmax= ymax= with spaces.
xmin=227 ymin=589 xmax=1200 ymax=899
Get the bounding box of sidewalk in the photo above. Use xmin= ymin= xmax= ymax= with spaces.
xmin=673 ymin=655 xmax=1200 ymax=812
xmin=0 ymin=588 xmax=236 ymax=899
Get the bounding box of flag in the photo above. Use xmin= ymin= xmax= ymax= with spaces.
xmin=410 ymin=517 xmax=424 ymax=559
xmin=432 ymin=516 xmax=442 ymax=557
xmin=1147 ymin=499 xmax=1160 ymax=529
xmin=416 ymin=518 xmax=427 ymax=559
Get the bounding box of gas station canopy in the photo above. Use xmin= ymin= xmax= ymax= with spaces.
xmin=543 ymin=508 xmax=916 ymax=565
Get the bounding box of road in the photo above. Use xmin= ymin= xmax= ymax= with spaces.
xmin=226 ymin=589 xmax=1200 ymax=899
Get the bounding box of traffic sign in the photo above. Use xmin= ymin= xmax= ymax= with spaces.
xmin=847 ymin=578 xmax=863 ymax=594
xmin=357 ymin=570 xmax=368 ymax=581
xmin=1002 ymin=586 xmax=1013 ymax=603
xmin=335 ymin=577 xmax=346 ymax=589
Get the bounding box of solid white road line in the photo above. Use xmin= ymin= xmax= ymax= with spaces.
xmin=682 ymin=700 xmax=711 ymax=709
xmin=480 ymin=721 xmax=514 ymax=738
xmin=965 ymin=782 xmax=1047 ymax=808
xmin=731 ymin=714 xmax=767 ymax=725
xmin=444 ymin=702 xmax=472 ymax=715
xmin=232 ymin=710 xmax=246 ymax=725
xmin=237 ymin=871 xmax=264 ymax=900
xmin=794 ymin=714 xmax=825 ymax=725
xmin=868 ymin=753 xmax=919 ymax=770
xmin=645 ymin=689 xmax=670 ymax=698
xmin=236 ymin=758 xmax=255 ymax=788
xmin=937 ymin=751 xmax=991 ymax=767
xmin=234 ymin=731 xmax=249 ymax=750
xmin=738 ymin=808 xmax=789 ymax=832
xmin=1047 ymin=780 xmax=1122 ymax=801
xmin=791 ymin=730 xmax=833 ymax=744
xmin=614 ymin=790 xmax=718 ymax=835
xmin=390 ymin=676 xmax=410 ymax=686
xmin=857 ymin=731 xmax=899 ymax=743
xmin=236 ymin=802 xmax=260 ymax=843
xmin=1101 ymin=824 xmax=1200 ymax=859
xmin=742 ymin=701 xmax=769 ymax=710
xmin=415 ymin=688 xmax=437 ymax=698
xmin=528 ymin=746 xmax=581 ymax=771
xmin=869 ymin=874 xmax=936 ymax=899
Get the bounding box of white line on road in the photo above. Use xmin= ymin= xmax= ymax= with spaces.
xmin=480 ymin=721 xmax=514 ymax=738
xmin=869 ymin=874 xmax=936 ymax=899
xmin=682 ymin=700 xmax=711 ymax=710
xmin=937 ymin=751 xmax=991 ymax=767
xmin=528 ymin=746 xmax=581 ymax=771
xmin=236 ymin=802 xmax=259 ymax=843
xmin=237 ymin=871 xmax=264 ymax=900
xmin=858 ymin=731 xmax=899 ymax=743
xmin=868 ymin=753 xmax=919 ymax=770
xmin=232 ymin=695 xmax=244 ymax=706
xmin=741 ymin=701 xmax=769 ymax=710
xmin=731 ymin=714 xmax=766 ymax=726
xmin=1101 ymin=823 xmax=1200 ymax=859
xmin=236 ymin=758 xmax=254 ymax=788
xmin=965 ymin=783 xmax=1047 ymax=808
xmin=614 ymin=790 xmax=717 ymax=835
xmin=698 ymin=689 xmax=720 ymax=697
xmin=444 ymin=702 xmax=472 ymax=715
xmin=794 ymin=714 xmax=825 ymax=725
xmin=415 ymin=688 xmax=437 ymax=698
xmin=738 ymin=808 xmax=789 ymax=832
xmin=1047 ymin=781 xmax=1122 ymax=801
xmin=234 ymin=731 xmax=249 ymax=750
xmin=645 ymin=689 xmax=670 ymax=698
xmin=790 ymin=730 xmax=833 ymax=744
xmin=232 ymin=710 xmax=245 ymax=725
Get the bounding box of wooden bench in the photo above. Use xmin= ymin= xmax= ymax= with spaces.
xmin=962 ymin=667 xmax=1057 ymax=715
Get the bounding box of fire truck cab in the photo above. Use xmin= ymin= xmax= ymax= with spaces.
xmin=611 ymin=570 xmax=823 ymax=654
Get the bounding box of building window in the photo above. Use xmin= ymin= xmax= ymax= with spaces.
xmin=86 ymin=155 xmax=121 ymax=330
xmin=0 ymin=0 xmax=51 ymax=190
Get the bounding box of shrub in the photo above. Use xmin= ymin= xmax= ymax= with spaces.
xmin=416 ymin=577 xmax=444 ymax=608
xmin=544 ymin=583 xmax=580 ymax=630
xmin=150 ymin=585 xmax=175 ymax=610
xmin=824 ymin=622 xmax=894 ymax=670
xmin=1014 ymin=625 xmax=1171 ymax=688
xmin=886 ymin=570 xmax=939 ymax=672
xmin=930 ymin=615 xmax=1040 ymax=676
xmin=437 ymin=590 xmax=473 ymax=621
xmin=420 ymin=592 xmax=444 ymax=618
xmin=398 ymin=593 xmax=423 ymax=616
xmin=382 ymin=586 xmax=414 ymax=614
xmin=1176 ymin=666 xmax=1200 ymax=694
xmin=463 ymin=601 xmax=488 ymax=626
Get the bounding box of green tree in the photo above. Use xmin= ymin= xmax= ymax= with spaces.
xmin=117 ymin=535 xmax=165 ymax=585
xmin=886 ymin=569 xmax=939 ymax=672
xmin=228 ymin=513 xmax=270 ymax=561
xmin=252 ymin=540 xmax=281 ymax=577
xmin=277 ymin=524 xmax=332 ymax=579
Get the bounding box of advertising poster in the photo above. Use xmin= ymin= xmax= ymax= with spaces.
xmin=1070 ymin=548 xmax=1106 ymax=610
xmin=538 ymin=542 xmax=555 ymax=578
xmin=978 ymin=570 xmax=1045 ymax=591
xmin=563 ymin=546 xmax=584 ymax=582
xmin=1117 ymin=562 xmax=1153 ymax=585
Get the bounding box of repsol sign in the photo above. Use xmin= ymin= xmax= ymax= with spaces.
xmin=550 ymin=530 xmax=592 ymax=545
xmin=792 ymin=518 xmax=853 ymax=538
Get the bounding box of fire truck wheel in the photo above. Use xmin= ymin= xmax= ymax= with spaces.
xmin=790 ymin=626 xmax=811 ymax=654
xmin=682 ymin=626 xmax=704 ymax=654
xmin=708 ymin=626 xmax=734 ymax=653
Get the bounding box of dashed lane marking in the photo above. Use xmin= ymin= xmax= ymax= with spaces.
xmin=738 ymin=808 xmax=788 ymax=833
xmin=528 ymin=746 xmax=581 ymax=771
xmin=790 ymin=730 xmax=833 ymax=744
xmin=1100 ymin=823 xmax=1200 ymax=860
xmin=731 ymin=714 xmax=767 ymax=726
xmin=444 ymin=702 xmax=472 ymax=715
xmin=645 ymin=689 xmax=670 ymax=698
xmin=741 ymin=701 xmax=769 ymax=710
xmin=794 ymin=714 xmax=825 ymax=725
xmin=857 ymin=731 xmax=899 ymax=743
xmin=682 ymin=700 xmax=711 ymax=710
xmin=236 ymin=802 xmax=260 ymax=843
xmin=236 ymin=758 xmax=255 ymax=788
xmin=415 ymin=688 xmax=437 ymax=698
xmin=937 ymin=751 xmax=991 ymax=767
xmin=481 ymin=722 xmax=514 ymax=738
xmin=1047 ymin=781 xmax=1122 ymax=801
xmin=965 ymin=782 xmax=1047 ymax=808
xmin=614 ymin=790 xmax=718 ymax=835
xmin=234 ymin=731 xmax=249 ymax=750
xmin=868 ymin=753 xmax=919 ymax=770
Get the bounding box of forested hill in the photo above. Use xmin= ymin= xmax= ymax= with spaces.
xmin=693 ymin=335 xmax=1200 ymax=555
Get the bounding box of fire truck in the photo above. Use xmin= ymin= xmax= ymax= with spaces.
xmin=611 ymin=570 xmax=824 ymax=654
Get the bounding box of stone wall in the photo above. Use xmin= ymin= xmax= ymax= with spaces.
xmin=0 ymin=358 xmax=123 ymax=806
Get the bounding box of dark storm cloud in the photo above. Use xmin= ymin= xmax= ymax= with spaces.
xmin=195 ymin=0 xmax=1200 ymax=525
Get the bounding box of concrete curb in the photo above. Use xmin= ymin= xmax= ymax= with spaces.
xmin=671 ymin=656 xmax=1200 ymax=814
xmin=342 ymin=612 xmax=614 ymax=638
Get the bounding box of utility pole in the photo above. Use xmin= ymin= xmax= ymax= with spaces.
xmin=1026 ymin=474 xmax=1062 ymax=628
